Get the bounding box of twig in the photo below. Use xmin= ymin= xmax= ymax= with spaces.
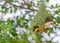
xmin=4 ymin=0 xmax=37 ymax=11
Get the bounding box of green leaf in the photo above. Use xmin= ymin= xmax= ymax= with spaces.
xmin=48 ymin=28 xmax=53 ymax=33
xmin=48 ymin=31 xmax=50 ymax=36
xmin=29 ymin=1 xmax=33 ymax=7
xmin=46 ymin=41 xmax=52 ymax=43
xmin=50 ymin=5 xmax=54 ymax=8
xmin=13 ymin=0 xmax=18 ymax=2
xmin=28 ymin=1 xmax=33 ymax=8
xmin=46 ymin=0 xmax=49 ymax=2
xmin=10 ymin=28 xmax=17 ymax=36
xmin=24 ymin=19 xmax=28 ymax=22
xmin=14 ymin=6 xmax=17 ymax=13
xmin=55 ymin=4 xmax=58 ymax=7
xmin=8 ymin=0 xmax=13 ymax=2
xmin=1 ymin=5 xmax=8 ymax=14
xmin=17 ymin=16 xmax=25 ymax=25
xmin=54 ymin=10 xmax=59 ymax=14
xmin=10 ymin=8 xmax=12 ymax=13
xmin=55 ymin=17 xmax=60 ymax=23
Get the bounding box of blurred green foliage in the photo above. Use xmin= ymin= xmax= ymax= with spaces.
xmin=0 ymin=0 xmax=60 ymax=43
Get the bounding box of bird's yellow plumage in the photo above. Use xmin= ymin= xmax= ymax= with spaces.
xmin=35 ymin=28 xmax=43 ymax=32
xmin=34 ymin=21 xmax=53 ymax=32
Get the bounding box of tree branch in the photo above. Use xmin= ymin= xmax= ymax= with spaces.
xmin=4 ymin=0 xmax=37 ymax=11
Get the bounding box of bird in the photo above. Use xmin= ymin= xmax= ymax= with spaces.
xmin=31 ymin=0 xmax=54 ymax=32
xmin=34 ymin=21 xmax=53 ymax=32
xmin=33 ymin=26 xmax=43 ymax=32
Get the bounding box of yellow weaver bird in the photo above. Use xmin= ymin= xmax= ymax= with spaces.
xmin=34 ymin=21 xmax=53 ymax=32
xmin=34 ymin=26 xmax=43 ymax=32
xmin=31 ymin=0 xmax=54 ymax=32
